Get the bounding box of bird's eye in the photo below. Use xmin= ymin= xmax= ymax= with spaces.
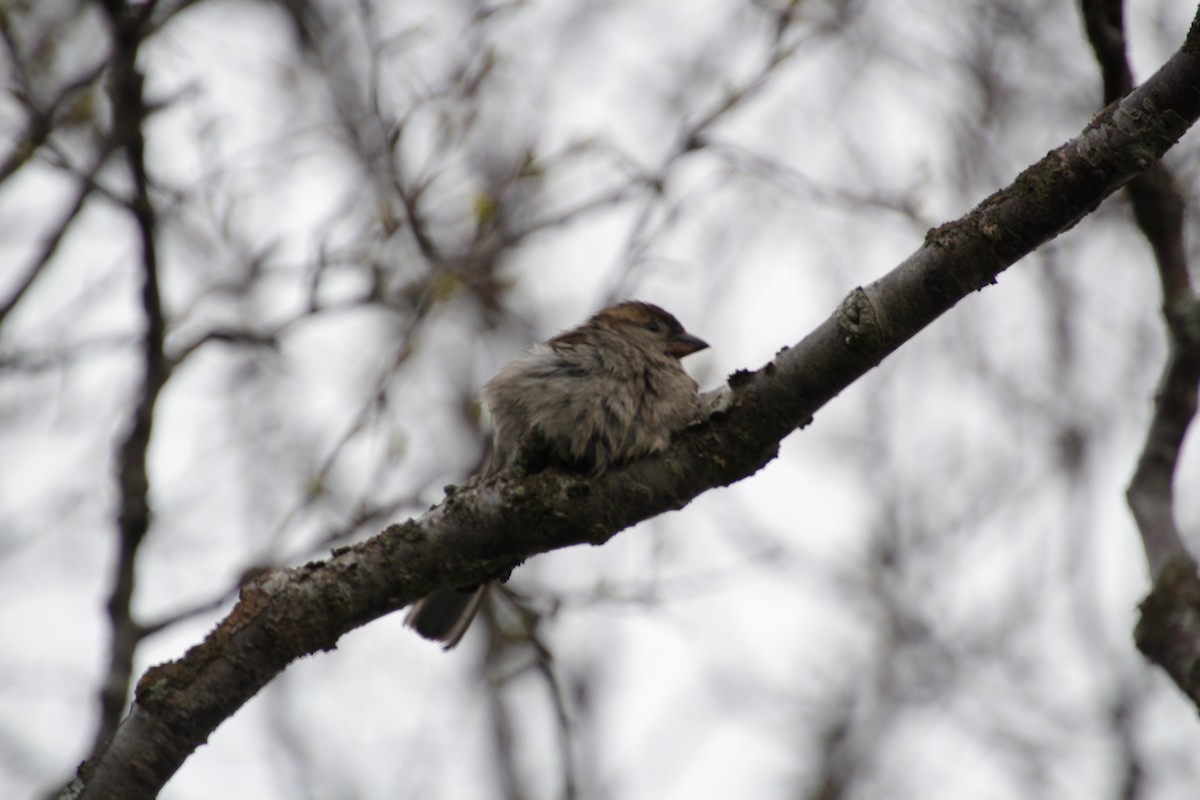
xmin=645 ymin=320 xmax=661 ymax=333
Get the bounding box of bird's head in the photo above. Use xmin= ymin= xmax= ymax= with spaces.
xmin=590 ymin=301 xmax=709 ymax=360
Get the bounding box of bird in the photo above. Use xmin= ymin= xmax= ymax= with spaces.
xmin=405 ymin=300 xmax=710 ymax=649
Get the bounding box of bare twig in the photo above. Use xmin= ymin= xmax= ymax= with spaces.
xmin=0 ymin=59 xmax=107 ymax=187
xmin=0 ymin=150 xmax=114 ymax=329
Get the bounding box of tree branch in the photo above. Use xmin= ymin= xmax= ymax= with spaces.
xmin=91 ymin=0 xmax=172 ymax=758
xmin=65 ymin=7 xmax=1200 ymax=799
xmin=1081 ymin=0 xmax=1200 ymax=706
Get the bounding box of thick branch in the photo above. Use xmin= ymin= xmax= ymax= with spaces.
xmin=67 ymin=9 xmax=1200 ymax=800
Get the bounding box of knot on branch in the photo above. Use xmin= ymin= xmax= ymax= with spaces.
xmin=1134 ymin=556 xmax=1200 ymax=703
xmin=837 ymin=287 xmax=883 ymax=355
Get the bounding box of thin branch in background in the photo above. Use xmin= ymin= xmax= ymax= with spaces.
xmin=0 ymin=150 xmax=113 ymax=329
xmin=802 ymin=701 xmax=855 ymax=800
xmin=0 ymin=333 xmax=137 ymax=373
xmin=527 ymin=645 xmax=580 ymax=800
xmin=0 ymin=56 xmax=109 ymax=187
xmin=1080 ymin=0 xmax=1135 ymax=101
xmin=480 ymin=593 xmax=580 ymax=800
xmin=252 ymin=296 xmax=437 ymax=559
xmin=1079 ymin=0 xmax=1197 ymax=576
xmin=167 ymin=326 xmax=280 ymax=366
xmin=606 ymin=8 xmax=802 ymax=300
xmin=1080 ymin=0 xmax=1200 ymax=706
xmin=0 ymin=16 xmax=111 ymax=326
xmin=134 ymin=487 xmax=426 ymax=641
xmin=1124 ymin=206 xmax=1196 ymax=572
xmin=91 ymin=1 xmax=172 ymax=754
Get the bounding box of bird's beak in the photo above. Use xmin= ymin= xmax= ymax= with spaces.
xmin=668 ymin=332 xmax=709 ymax=358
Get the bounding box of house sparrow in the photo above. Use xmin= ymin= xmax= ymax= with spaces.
xmin=405 ymin=300 xmax=709 ymax=649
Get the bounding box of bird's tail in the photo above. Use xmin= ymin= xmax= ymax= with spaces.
xmin=404 ymin=586 xmax=487 ymax=650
